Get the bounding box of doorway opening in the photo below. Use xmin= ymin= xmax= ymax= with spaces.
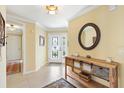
xmin=48 ymin=33 xmax=67 ymax=63
xmin=6 ymin=23 xmax=23 ymax=75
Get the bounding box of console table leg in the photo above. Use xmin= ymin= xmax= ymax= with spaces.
xmin=65 ymin=65 xmax=67 ymax=79
xmin=109 ymin=67 xmax=118 ymax=88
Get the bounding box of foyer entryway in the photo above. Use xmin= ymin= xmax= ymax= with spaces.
xmin=48 ymin=33 xmax=67 ymax=63
xmin=7 ymin=63 xmax=85 ymax=88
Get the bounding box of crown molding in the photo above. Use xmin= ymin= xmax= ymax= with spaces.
xmin=35 ymin=22 xmax=48 ymax=31
xmin=7 ymin=13 xmax=48 ymax=31
xmin=68 ymin=6 xmax=99 ymax=22
xmin=45 ymin=27 xmax=68 ymax=32
xmin=7 ymin=13 xmax=35 ymax=24
xmin=7 ymin=6 xmax=99 ymax=31
xmin=7 ymin=13 xmax=66 ymax=31
xmin=35 ymin=22 xmax=68 ymax=32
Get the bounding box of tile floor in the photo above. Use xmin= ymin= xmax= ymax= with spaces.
xmin=7 ymin=63 xmax=85 ymax=88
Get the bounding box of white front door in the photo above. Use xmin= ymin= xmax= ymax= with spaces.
xmin=48 ymin=33 xmax=67 ymax=63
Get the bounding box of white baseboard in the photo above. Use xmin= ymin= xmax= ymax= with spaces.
xmin=35 ymin=62 xmax=47 ymax=71
xmin=23 ymin=62 xmax=47 ymax=75
xmin=23 ymin=70 xmax=36 ymax=75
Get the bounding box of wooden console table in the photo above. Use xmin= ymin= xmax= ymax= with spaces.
xmin=65 ymin=55 xmax=118 ymax=88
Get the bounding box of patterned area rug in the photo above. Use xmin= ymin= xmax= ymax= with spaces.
xmin=43 ymin=78 xmax=76 ymax=88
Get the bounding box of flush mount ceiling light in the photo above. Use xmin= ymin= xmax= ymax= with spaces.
xmin=6 ymin=24 xmax=20 ymax=31
xmin=46 ymin=5 xmax=58 ymax=15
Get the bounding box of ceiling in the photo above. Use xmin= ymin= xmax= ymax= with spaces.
xmin=6 ymin=5 xmax=96 ymax=31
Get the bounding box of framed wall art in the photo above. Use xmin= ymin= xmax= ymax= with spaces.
xmin=39 ymin=35 xmax=45 ymax=46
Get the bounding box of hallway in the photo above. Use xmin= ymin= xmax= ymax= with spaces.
xmin=7 ymin=63 xmax=85 ymax=88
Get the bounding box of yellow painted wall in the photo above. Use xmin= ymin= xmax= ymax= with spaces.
xmin=24 ymin=22 xmax=47 ymax=73
xmin=35 ymin=23 xmax=47 ymax=71
xmin=0 ymin=5 xmax=6 ymax=88
xmin=25 ymin=23 xmax=36 ymax=72
xmin=68 ymin=6 xmax=124 ymax=87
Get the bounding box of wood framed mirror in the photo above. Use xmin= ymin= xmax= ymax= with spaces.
xmin=78 ymin=23 xmax=101 ymax=50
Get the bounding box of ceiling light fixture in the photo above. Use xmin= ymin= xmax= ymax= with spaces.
xmin=46 ymin=5 xmax=58 ymax=15
xmin=6 ymin=24 xmax=20 ymax=31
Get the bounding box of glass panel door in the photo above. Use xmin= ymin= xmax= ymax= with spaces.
xmin=48 ymin=33 xmax=67 ymax=63
xmin=51 ymin=36 xmax=59 ymax=59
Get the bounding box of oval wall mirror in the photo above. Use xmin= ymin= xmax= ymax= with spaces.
xmin=78 ymin=23 xmax=101 ymax=50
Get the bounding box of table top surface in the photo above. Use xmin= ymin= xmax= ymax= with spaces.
xmin=65 ymin=55 xmax=118 ymax=68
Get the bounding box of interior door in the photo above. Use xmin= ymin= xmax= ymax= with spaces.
xmin=6 ymin=34 xmax=22 ymax=61
xmin=48 ymin=33 xmax=67 ymax=63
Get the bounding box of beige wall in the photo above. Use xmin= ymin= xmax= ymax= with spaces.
xmin=35 ymin=23 xmax=47 ymax=71
xmin=24 ymin=22 xmax=47 ymax=73
xmin=68 ymin=6 xmax=124 ymax=87
xmin=25 ymin=23 xmax=36 ymax=72
xmin=0 ymin=5 xmax=6 ymax=88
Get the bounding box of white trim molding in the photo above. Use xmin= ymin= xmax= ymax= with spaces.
xmin=68 ymin=6 xmax=99 ymax=22
xmin=6 ymin=6 xmax=98 ymax=31
xmin=23 ymin=62 xmax=47 ymax=75
xmin=6 ymin=15 xmax=27 ymax=75
xmin=23 ymin=70 xmax=36 ymax=75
